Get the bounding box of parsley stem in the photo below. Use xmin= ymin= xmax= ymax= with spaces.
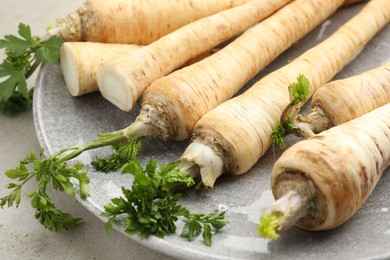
xmin=25 ymin=60 xmax=40 ymax=79
xmin=280 ymin=100 xmax=296 ymax=127
xmin=52 ymin=121 xmax=156 ymax=163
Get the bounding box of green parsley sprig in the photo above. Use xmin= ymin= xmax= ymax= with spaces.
xmin=0 ymin=149 xmax=88 ymax=232
xmin=0 ymin=130 xmax=137 ymax=231
xmin=271 ymin=74 xmax=310 ymax=149
xmin=102 ymin=158 xmax=228 ymax=246
xmin=0 ymin=23 xmax=63 ymax=115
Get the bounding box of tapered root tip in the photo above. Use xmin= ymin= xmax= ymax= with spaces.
xmin=97 ymin=65 xmax=134 ymax=112
xmin=60 ymin=43 xmax=81 ymax=96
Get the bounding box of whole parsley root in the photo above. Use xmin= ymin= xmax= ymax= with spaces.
xmin=259 ymin=103 xmax=390 ymax=239
xmin=180 ymin=0 xmax=389 ymax=188
xmin=291 ymin=63 xmax=390 ymax=138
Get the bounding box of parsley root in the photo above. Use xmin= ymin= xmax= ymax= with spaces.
xmin=0 ymin=0 xmax=253 ymax=115
xmin=60 ymin=42 xmax=217 ymax=97
xmin=259 ymin=103 xmax=390 ymax=238
xmin=292 ymin=63 xmax=390 ymax=137
xmin=50 ymin=0 xmax=255 ymax=45
xmin=180 ymin=0 xmax=390 ymax=188
xmin=140 ymin=0 xmax=342 ymax=141
xmin=60 ymin=42 xmax=141 ymax=96
xmin=96 ymin=0 xmax=291 ymax=111
xmin=0 ymin=0 xmax=342 ymax=235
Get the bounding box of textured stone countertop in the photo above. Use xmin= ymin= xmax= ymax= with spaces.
xmin=0 ymin=1 xmax=174 ymax=259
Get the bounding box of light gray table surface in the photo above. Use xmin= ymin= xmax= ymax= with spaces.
xmin=0 ymin=1 xmax=174 ymax=259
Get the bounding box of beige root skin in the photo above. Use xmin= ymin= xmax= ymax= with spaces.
xmin=179 ymin=141 xmax=224 ymax=188
xmin=191 ymin=0 xmax=390 ymax=176
xmin=292 ymin=62 xmax=390 ymax=138
xmin=97 ymin=0 xmax=292 ymax=111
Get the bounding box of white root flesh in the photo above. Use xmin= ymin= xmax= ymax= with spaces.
xmin=97 ymin=65 xmax=136 ymax=111
xmin=60 ymin=42 xmax=141 ymax=96
xmin=179 ymin=141 xmax=224 ymax=188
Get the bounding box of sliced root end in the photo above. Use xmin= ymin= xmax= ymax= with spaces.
xmin=60 ymin=43 xmax=81 ymax=96
xmin=97 ymin=65 xmax=134 ymax=112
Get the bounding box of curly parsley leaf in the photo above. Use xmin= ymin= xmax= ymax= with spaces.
xmin=271 ymin=116 xmax=294 ymax=149
xmin=289 ymin=74 xmax=310 ymax=104
xmin=91 ymin=138 xmax=141 ymax=172
xmin=102 ymin=158 xmax=228 ymax=246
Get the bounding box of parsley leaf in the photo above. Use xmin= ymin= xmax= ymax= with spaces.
xmin=35 ymin=36 xmax=63 ymax=63
xmin=0 ymin=23 xmax=63 ymax=115
xmin=289 ymin=74 xmax=310 ymax=104
xmin=0 ymin=149 xmax=89 ymax=232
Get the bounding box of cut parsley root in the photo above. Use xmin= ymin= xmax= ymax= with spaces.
xmin=291 ymin=63 xmax=390 ymax=138
xmin=96 ymin=0 xmax=291 ymax=111
xmin=60 ymin=41 xmax=216 ymax=97
xmin=258 ymin=103 xmax=390 ymax=239
xmin=180 ymin=0 xmax=390 ymax=188
xmin=60 ymin=42 xmax=141 ymax=96
xmin=0 ymin=0 xmax=254 ymax=115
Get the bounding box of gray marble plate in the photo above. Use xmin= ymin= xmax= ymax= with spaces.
xmin=33 ymin=3 xmax=390 ymax=260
